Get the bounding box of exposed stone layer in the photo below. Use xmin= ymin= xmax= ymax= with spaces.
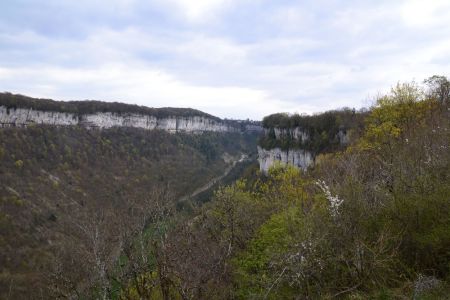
xmin=264 ymin=127 xmax=309 ymax=142
xmin=0 ymin=106 xmax=236 ymax=133
xmin=258 ymin=127 xmax=349 ymax=173
xmin=0 ymin=106 xmax=79 ymax=126
xmin=257 ymin=146 xmax=314 ymax=174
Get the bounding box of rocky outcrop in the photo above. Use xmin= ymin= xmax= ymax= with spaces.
xmin=0 ymin=106 xmax=237 ymax=133
xmin=0 ymin=106 xmax=79 ymax=127
xmin=258 ymin=127 xmax=350 ymax=173
xmin=264 ymin=127 xmax=309 ymax=142
xmin=336 ymin=129 xmax=350 ymax=145
xmin=258 ymin=127 xmax=313 ymax=173
xmin=257 ymin=146 xmax=314 ymax=174
xmin=244 ymin=124 xmax=263 ymax=132
xmin=258 ymin=110 xmax=360 ymax=173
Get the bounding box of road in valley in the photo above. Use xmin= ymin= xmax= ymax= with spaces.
xmin=178 ymin=153 xmax=248 ymax=202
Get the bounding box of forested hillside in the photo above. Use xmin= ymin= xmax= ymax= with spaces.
xmin=100 ymin=80 xmax=447 ymax=299
xmin=0 ymin=125 xmax=257 ymax=299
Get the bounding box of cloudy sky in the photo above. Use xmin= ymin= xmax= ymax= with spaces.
xmin=1 ymin=0 xmax=450 ymax=119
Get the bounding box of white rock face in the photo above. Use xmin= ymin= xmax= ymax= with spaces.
xmin=166 ymin=116 xmax=231 ymax=132
xmin=80 ymin=112 xmax=158 ymax=130
xmin=0 ymin=106 xmax=78 ymax=126
xmin=245 ymin=124 xmax=263 ymax=132
xmin=337 ymin=129 xmax=350 ymax=145
xmin=265 ymin=127 xmax=309 ymax=142
xmin=292 ymin=127 xmax=309 ymax=141
xmin=0 ymin=106 xmax=236 ymax=133
xmin=257 ymin=146 xmax=314 ymax=174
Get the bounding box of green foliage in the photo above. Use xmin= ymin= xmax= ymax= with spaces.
xmin=233 ymin=208 xmax=309 ymax=299
xmin=360 ymin=82 xmax=431 ymax=150
xmin=14 ymin=159 xmax=23 ymax=168
xmin=232 ymin=164 xmax=403 ymax=298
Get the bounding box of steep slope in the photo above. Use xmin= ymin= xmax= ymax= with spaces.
xmin=0 ymin=116 xmax=258 ymax=298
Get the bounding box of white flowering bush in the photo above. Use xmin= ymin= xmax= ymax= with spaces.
xmin=316 ymin=179 xmax=344 ymax=217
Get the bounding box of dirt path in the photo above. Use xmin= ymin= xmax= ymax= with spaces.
xmin=179 ymin=154 xmax=248 ymax=202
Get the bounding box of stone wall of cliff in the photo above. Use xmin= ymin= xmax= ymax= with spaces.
xmin=0 ymin=106 xmax=237 ymax=133
xmin=257 ymin=127 xmax=350 ymax=173
xmin=257 ymin=146 xmax=314 ymax=173
xmin=257 ymin=110 xmax=361 ymax=173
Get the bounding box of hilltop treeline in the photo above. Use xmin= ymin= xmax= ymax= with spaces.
xmin=260 ymin=75 xmax=449 ymax=155
xmin=262 ymin=108 xmax=365 ymax=129
xmin=0 ymin=92 xmax=221 ymax=120
xmin=260 ymin=109 xmax=367 ymax=152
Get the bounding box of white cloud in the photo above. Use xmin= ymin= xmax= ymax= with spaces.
xmin=331 ymin=4 xmax=397 ymax=36
xmin=161 ymin=0 xmax=232 ymax=23
xmin=0 ymin=64 xmax=298 ymax=119
xmin=175 ymin=35 xmax=248 ymax=65
xmin=401 ymin=0 xmax=450 ymax=27
xmin=2 ymin=0 xmax=450 ymax=120
xmin=269 ymin=5 xmax=315 ymax=33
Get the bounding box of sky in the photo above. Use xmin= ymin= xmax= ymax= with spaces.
xmin=1 ymin=0 xmax=450 ymax=119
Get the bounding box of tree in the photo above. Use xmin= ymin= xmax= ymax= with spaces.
xmin=424 ymin=75 xmax=450 ymax=105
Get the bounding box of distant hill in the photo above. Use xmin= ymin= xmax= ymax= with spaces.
xmin=0 ymin=92 xmax=220 ymax=120
xmin=0 ymin=93 xmax=264 ymax=134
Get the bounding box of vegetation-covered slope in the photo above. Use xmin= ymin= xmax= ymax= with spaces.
xmin=0 ymin=125 xmax=257 ymax=299
xmin=231 ymin=82 xmax=450 ymax=299
xmin=108 ymin=79 xmax=449 ymax=300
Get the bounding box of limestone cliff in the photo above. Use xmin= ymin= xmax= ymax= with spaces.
xmin=265 ymin=127 xmax=310 ymax=142
xmin=257 ymin=128 xmax=350 ymax=173
xmin=257 ymin=146 xmax=314 ymax=173
xmin=0 ymin=92 xmax=248 ymax=133
xmin=258 ymin=110 xmax=361 ymax=173
xmin=0 ymin=106 xmax=237 ymax=133
xmin=0 ymin=106 xmax=79 ymax=126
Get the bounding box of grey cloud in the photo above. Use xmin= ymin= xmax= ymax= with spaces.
xmin=1 ymin=0 xmax=450 ymax=119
